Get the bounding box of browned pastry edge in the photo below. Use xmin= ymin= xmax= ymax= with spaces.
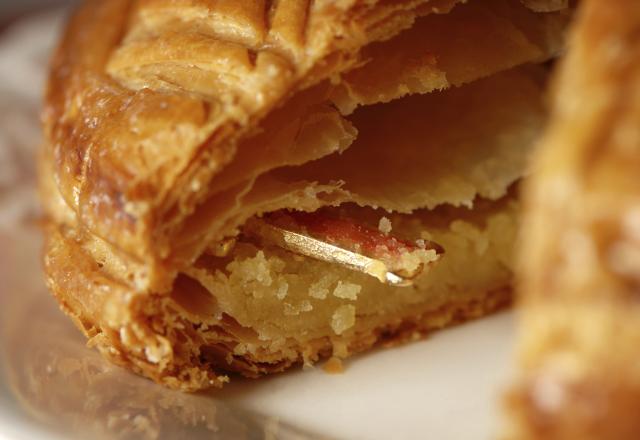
xmin=43 ymin=219 xmax=512 ymax=391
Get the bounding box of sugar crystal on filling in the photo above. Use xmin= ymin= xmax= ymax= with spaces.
xmin=332 ymin=281 xmax=361 ymax=300
xmin=331 ymin=305 xmax=356 ymax=335
xmin=378 ymin=216 xmax=392 ymax=235
xmin=308 ymin=273 xmax=336 ymax=299
xmin=276 ymin=279 xmax=289 ymax=299
xmin=284 ymin=300 xmax=313 ymax=316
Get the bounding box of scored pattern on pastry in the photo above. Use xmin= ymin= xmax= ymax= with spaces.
xmin=108 ymin=0 xmax=463 ymax=105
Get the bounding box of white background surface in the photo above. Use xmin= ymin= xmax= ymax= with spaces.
xmin=219 ymin=312 xmax=516 ymax=440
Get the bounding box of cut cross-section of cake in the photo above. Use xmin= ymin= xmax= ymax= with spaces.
xmin=40 ymin=0 xmax=571 ymax=390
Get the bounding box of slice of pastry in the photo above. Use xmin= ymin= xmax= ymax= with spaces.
xmin=41 ymin=0 xmax=569 ymax=390
xmin=505 ymin=1 xmax=640 ymax=438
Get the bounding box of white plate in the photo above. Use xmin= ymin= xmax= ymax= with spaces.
xmin=0 ymin=11 xmax=516 ymax=440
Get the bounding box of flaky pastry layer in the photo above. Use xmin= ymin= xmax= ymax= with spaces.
xmin=44 ymin=0 xmax=568 ymax=290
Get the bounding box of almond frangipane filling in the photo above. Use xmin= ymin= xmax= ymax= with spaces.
xmin=181 ymin=197 xmax=517 ymax=358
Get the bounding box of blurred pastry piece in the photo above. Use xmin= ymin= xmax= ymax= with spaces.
xmin=506 ymin=1 xmax=640 ymax=438
xmin=40 ymin=0 xmax=569 ymax=390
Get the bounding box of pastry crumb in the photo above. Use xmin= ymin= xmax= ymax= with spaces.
xmin=323 ymin=356 xmax=344 ymax=374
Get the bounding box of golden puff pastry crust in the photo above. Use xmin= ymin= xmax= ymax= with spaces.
xmin=505 ymin=1 xmax=640 ymax=438
xmin=44 ymin=0 xmax=569 ymax=290
xmin=41 ymin=0 xmax=570 ymax=390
